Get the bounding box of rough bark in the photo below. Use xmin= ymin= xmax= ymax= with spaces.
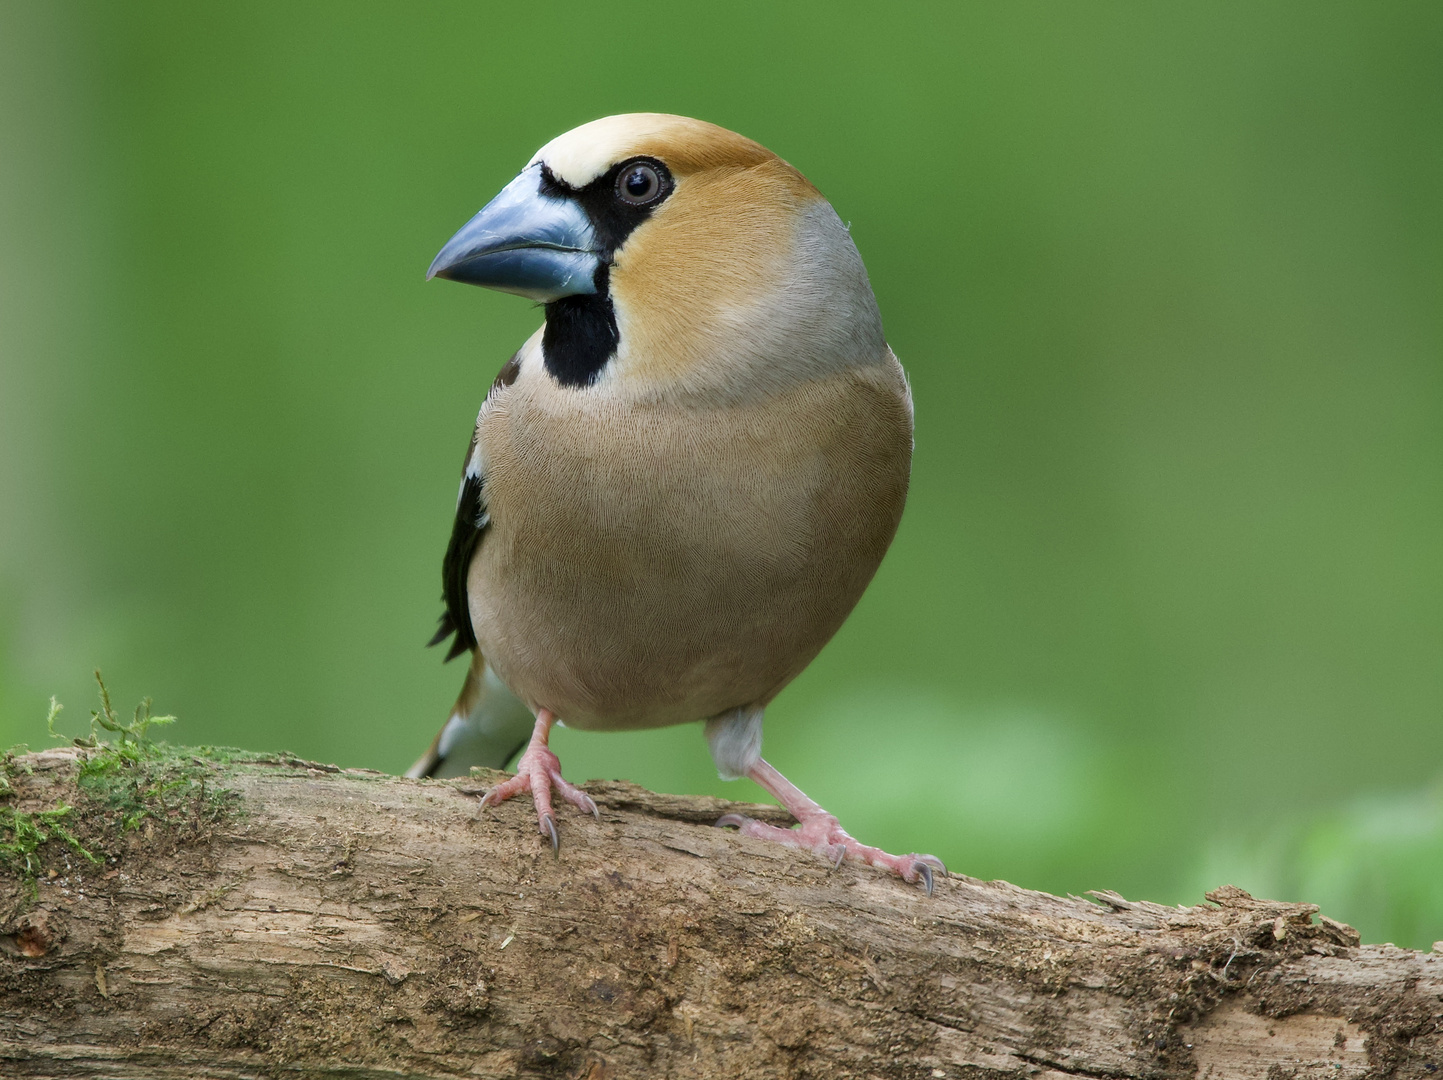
xmin=0 ymin=746 xmax=1440 ymax=1079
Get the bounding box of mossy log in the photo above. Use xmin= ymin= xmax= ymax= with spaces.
xmin=0 ymin=746 xmax=1440 ymax=1079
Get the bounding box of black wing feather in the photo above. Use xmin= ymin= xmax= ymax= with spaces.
xmin=429 ymin=352 xmax=520 ymax=661
xmin=429 ymin=457 xmax=485 ymax=661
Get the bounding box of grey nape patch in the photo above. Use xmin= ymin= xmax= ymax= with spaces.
xmin=705 ymin=706 xmax=764 ymax=780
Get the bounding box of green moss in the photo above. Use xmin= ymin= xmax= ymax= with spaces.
xmin=0 ymin=803 xmax=99 ymax=881
xmin=56 ymin=668 xmax=176 ymax=759
xmin=52 ymin=672 xmax=239 ymax=833
xmin=0 ymin=673 xmax=249 ymax=908
xmin=0 ymin=673 xmax=242 ymax=900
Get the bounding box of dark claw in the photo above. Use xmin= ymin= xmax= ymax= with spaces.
xmin=541 ymin=813 xmax=559 ymax=853
xmin=915 ymin=861 xmax=935 ymax=897
xmin=920 ymin=854 xmax=949 ymax=879
xmin=583 ymin=795 xmax=600 ymax=821
xmin=715 ymin=813 xmax=751 ymax=830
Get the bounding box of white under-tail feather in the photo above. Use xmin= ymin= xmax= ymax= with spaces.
xmin=406 ymin=656 xmax=535 ymax=779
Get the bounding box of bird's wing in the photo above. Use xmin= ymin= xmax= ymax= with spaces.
xmin=427 ymin=423 xmax=486 ymax=661
xmin=427 ymin=351 xmax=519 ymax=661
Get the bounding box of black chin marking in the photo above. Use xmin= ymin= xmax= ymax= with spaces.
xmin=542 ymin=264 xmax=619 ymax=388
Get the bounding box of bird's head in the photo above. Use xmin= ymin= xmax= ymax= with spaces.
xmin=428 ymin=114 xmax=886 ymax=399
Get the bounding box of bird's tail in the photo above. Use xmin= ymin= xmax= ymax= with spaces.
xmin=406 ymin=652 xmax=535 ymax=779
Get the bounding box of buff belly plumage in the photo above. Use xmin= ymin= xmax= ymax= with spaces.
xmin=469 ymin=356 xmax=912 ymax=732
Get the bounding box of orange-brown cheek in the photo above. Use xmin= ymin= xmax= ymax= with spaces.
xmin=607 ymin=165 xmax=822 ymax=387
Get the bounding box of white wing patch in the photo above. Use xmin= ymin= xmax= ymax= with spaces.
xmin=468 ymin=432 xmax=490 ymax=528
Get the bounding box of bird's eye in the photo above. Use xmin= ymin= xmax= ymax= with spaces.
xmin=616 ymin=161 xmax=664 ymax=206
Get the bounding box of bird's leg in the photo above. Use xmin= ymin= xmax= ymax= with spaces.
xmin=478 ymin=708 xmax=598 ymax=850
xmin=716 ymin=758 xmax=947 ymax=895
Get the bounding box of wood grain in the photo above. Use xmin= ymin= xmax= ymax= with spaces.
xmin=1 ymin=748 xmax=1439 ymax=1079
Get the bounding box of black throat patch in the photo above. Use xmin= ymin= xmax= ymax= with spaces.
xmin=542 ymin=265 xmax=619 ymax=388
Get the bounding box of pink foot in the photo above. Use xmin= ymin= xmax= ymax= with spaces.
xmin=715 ymin=759 xmax=947 ymax=895
xmin=478 ymin=709 xmax=598 ymax=850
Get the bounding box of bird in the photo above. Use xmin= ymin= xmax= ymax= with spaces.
xmin=407 ymin=113 xmax=944 ymax=893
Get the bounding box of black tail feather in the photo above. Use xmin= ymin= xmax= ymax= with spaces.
xmin=427 ymin=612 xmax=470 ymax=662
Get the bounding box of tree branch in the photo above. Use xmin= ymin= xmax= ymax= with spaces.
xmin=0 ymin=747 xmax=1438 ymax=1078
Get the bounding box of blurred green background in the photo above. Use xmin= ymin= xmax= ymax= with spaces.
xmin=2 ymin=3 xmax=1440 ymax=946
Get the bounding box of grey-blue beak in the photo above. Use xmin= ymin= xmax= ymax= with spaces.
xmin=427 ymin=164 xmax=600 ymax=302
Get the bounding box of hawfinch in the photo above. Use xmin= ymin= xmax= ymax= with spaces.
xmin=409 ymin=114 xmax=943 ymax=892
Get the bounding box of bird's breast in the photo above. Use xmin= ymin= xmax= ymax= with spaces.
xmin=468 ymin=358 xmax=912 ymax=730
